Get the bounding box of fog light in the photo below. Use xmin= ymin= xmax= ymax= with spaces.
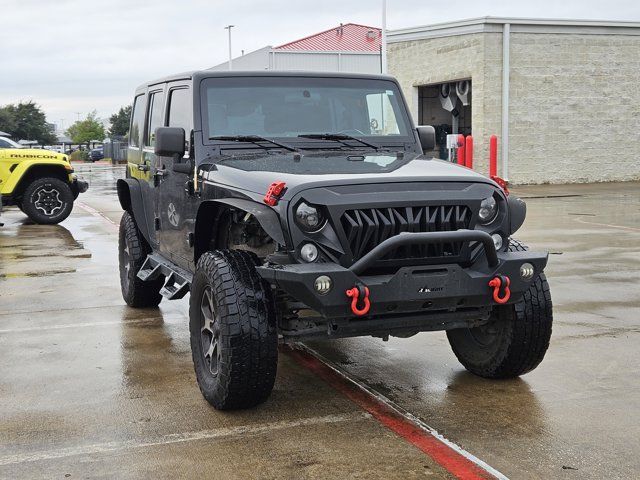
xmin=314 ymin=275 xmax=333 ymax=295
xmin=300 ymin=243 xmax=319 ymax=262
xmin=520 ymin=262 xmax=535 ymax=280
xmin=491 ymin=233 xmax=503 ymax=251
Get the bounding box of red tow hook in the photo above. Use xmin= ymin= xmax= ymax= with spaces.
xmin=345 ymin=285 xmax=371 ymax=316
xmin=488 ymin=275 xmax=511 ymax=304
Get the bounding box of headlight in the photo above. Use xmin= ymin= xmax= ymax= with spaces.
xmin=295 ymin=201 xmax=325 ymax=231
xmin=478 ymin=196 xmax=498 ymax=225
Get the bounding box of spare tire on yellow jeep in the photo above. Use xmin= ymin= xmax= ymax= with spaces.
xmin=0 ymin=145 xmax=88 ymax=225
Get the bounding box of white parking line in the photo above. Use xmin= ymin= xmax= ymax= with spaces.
xmin=75 ymin=202 xmax=118 ymax=228
xmin=0 ymin=412 xmax=367 ymax=466
xmin=574 ymin=215 xmax=640 ymax=232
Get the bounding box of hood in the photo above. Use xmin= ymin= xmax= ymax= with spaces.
xmin=0 ymin=148 xmax=68 ymax=162
xmin=203 ymin=150 xmax=494 ymax=198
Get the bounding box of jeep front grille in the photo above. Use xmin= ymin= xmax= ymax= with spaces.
xmin=340 ymin=205 xmax=472 ymax=264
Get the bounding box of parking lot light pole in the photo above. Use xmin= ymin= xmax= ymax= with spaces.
xmin=224 ymin=25 xmax=235 ymax=70
xmin=381 ymin=0 xmax=387 ymax=74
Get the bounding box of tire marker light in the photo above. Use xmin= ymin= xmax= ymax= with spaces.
xmin=314 ymin=275 xmax=333 ymax=294
xmin=520 ymin=263 xmax=534 ymax=280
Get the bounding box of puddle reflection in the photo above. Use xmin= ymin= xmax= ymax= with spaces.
xmin=119 ymin=305 xmax=191 ymax=397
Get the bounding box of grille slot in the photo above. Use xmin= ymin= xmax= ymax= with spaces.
xmin=340 ymin=205 xmax=472 ymax=263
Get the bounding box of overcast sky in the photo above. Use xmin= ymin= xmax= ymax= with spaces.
xmin=1 ymin=0 xmax=639 ymax=131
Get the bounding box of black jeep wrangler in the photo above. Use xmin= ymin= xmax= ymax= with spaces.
xmin=117 ymin=71 xmax=552 ymax=410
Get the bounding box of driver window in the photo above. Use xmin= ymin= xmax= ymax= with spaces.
xmin=167 ymin=88 xmax=191 ymax=152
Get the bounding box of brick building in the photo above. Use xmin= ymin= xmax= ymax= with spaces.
xmin=387 ymin=17 xmax=640 ymax=184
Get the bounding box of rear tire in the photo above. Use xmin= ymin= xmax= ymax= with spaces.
xmin=21 ymin=177 xmax=74 ymax=224
xmin=118 ymin=211 xmax=163 ymax=307
xmin=446 ymin=239 xmax=553 ymax=378
xmin=189 ymin=250 xmax=278 ymax=410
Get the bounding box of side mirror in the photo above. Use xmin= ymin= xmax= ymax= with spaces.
xmin=154 ymin=127 xmax=185 ymax=157
xmin=416 ymin=125 xmax=436 ymax=153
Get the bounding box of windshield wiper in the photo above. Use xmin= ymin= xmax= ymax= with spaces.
xmin=209 ymin=135 xmax=299 ymax=152
xmin=297 ymin=133 xmax=379 ymax=150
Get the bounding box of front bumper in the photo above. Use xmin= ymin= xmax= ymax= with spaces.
xmin=257 ymin=230 xmax=548 ymax=320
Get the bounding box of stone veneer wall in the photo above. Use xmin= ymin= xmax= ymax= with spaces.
xmin=388 ymin=30 xmax=640 ymax=184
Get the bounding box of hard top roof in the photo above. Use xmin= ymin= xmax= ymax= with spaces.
xmin=135 ymin=70 xmax=396 ymax=92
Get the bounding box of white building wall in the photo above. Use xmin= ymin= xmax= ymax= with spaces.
xmin=270 ymin=51 xmax=340 ymax=71
xmin=209 ymin=47 xmax=271 ymax=71
xmin=508 ymin=32 xmax=640 ymax=184
xmin=211 ymin=49 xmax=381 ymax=74
xmin=339 ymin=53 xmax=382 ymax=73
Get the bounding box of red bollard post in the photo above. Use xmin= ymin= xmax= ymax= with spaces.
xmin=456 ymin=134 xmax=465 ymax=166
xmin=489 ymin=135 xmax=498 ymax=177
xmin=465 ymin=135 xmax=474 ymax=169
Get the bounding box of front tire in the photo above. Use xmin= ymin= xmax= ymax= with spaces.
xmin=21 ymin=177 xmax=74 ymax=224
xmin=118 ymin=211 xmax=163 ymax=307
xmin=447 ymin=240 xmax=553 ymax=378
xmin=189 ymin=250 xmax=278 ymax=410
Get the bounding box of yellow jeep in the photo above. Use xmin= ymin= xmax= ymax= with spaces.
xmin=0 ymin=137 xmax=88 ymax=224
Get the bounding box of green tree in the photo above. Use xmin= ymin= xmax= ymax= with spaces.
xmin=66 ymin=111 xmax=106 ymax=146
xmin=109 ymin=105 xmax=131 ymax=137
xmin=0 ymin=101 xmax=56 ymax=144
xmin=0 ymin=107 xmax=17 ymax=134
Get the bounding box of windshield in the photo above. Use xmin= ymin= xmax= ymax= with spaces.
xmin=201 ymin=77 xmax=411 ymax=144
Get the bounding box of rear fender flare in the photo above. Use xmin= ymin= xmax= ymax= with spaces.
xmin=194 ymin=198 xmax=286 ymax=262
xmin=116 ymin=178 xmax=152 ymax=244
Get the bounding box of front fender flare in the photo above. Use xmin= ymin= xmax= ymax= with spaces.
xmin=194 ymin=198 xmax=286 ymax=262
xmin=116 ymin=178 xmax=152 ymax=245
xmin=507 ymin=196 xmax=527 ymax=235
xmin=0 ymin=159 xmax=71 ymax=195
xmin=201 ymin=198 xmax=285 ymax=246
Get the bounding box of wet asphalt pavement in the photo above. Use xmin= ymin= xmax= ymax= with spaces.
xmin=1 ymin=164 xmax=638 ymax=479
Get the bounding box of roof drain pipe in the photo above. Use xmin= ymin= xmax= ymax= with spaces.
xmin=501 ymin=22 xmax=510 ymax=181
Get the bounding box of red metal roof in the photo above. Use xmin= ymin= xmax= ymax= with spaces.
xmin=274 ymin=23 xmax=381 ymax=52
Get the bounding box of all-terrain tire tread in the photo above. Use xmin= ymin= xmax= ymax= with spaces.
xmin=190 ymin=250 xmax=277 ymax=410
xmin=447 ymin=238 xmax=553 ymax=378
xmin=119 ymin=211 xmax=163 ymax=308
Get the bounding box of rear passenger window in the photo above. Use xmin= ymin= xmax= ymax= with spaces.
xmin=167 ymin=88 xmax=191 ymax=133
xmin=145 ymin=91 xmax=165 ymax=147
xmin=129 ymin=95 xmax=146 ymax=147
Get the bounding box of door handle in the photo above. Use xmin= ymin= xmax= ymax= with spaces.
xmin=137 ymin=164 xmax=150 ymax=172
xmin=153 ymin=169 xmax=167 ymax=186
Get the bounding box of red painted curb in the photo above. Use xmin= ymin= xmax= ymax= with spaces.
xmin=284 ymin=346 xmax=497 ymax=480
